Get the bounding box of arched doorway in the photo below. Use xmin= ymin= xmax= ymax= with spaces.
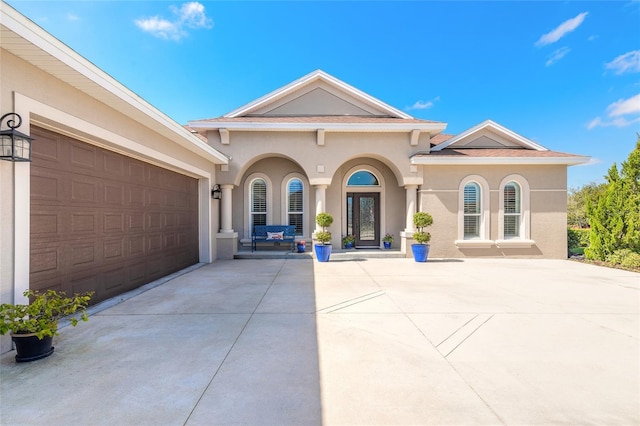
xmin=345 ymin=169 xmax=382 ymax=247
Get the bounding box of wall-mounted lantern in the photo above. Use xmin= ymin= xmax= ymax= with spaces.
xmin=211 ymin=184 xmax=222 ymax=200
xmin=0 ymin=113 xmax=33 ymax=162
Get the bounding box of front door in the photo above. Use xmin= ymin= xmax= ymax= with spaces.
xmin=347 ymin=193 xmax=380 ymax=247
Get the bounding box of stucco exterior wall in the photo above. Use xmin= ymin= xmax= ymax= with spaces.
xmin=421 ymin=164 xmax=568 ymax=259
xmin=1 ymin=48 xmax=221 ymax=353
xmin=210 ymin=130 xmax=430 ymax=187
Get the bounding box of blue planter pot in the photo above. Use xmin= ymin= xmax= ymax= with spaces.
xmin=383 ymin=241 xmax=391 ymax=249
xmin=315 ymin=244 xmax=332 ymax=262
xmin=411 ymin=244 xmax=430 ymax=262
xmin=344 ymin=242 xmax=353 ymax=249
xmin=297 ymin=244 xmax=306 ymax=253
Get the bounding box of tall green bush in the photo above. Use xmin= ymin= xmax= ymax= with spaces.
xmin=586 ymin=137 xmax=640 ymax=261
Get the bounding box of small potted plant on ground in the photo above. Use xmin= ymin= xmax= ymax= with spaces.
xmin=314 ymin=212 xmax=333 ymax=262
xmin=0 ymin=289 xmax=93 ymax=362
xmin=382 ymin=233 xmax=394 ymax=249
xmin=342 ymin=234 xmax=355 ymax=249
xmin=296 ymin=240 xmax=306 ymax=253
xmin=412 ymin=212 xmax=433 ymax=262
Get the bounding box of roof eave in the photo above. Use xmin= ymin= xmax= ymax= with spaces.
xmin=410 ymin=156 xmax=591 ymax=166
xmin=188 ymin=120 xmax=447 ymax=134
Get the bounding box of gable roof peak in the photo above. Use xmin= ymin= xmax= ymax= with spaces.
xmin=432 ymin=119 xmax=548 ymax=151
xmin=224 ymin=69 xmax=414 ymax=120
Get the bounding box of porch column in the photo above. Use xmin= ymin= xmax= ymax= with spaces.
xmin=314 ymin=184 xmax=327 ymax=232
xmin=404 ymin=184 xmax=418 ymax=232
xmin=220 ymin=184 xmax=234 ymax=232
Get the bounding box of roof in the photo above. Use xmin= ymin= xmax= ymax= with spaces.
xmin=224 ymin=70 xmax=414 ymax=119
xmin=432 ymin=120 xmax=547 ymax=151
xmin=412 ymin=148 xmax=590 ymax=165
xmin=189 ymin=114 xmax=447 ymax=133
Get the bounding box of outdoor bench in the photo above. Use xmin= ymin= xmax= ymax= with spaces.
xmin=252 ymin=225 xmax=296 ymax=252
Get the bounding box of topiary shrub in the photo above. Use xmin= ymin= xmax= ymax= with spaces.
xmin=315 ymin=213 xmax=333 ymax=245
xmin=413 ymin=212 xmax=433 ymax=245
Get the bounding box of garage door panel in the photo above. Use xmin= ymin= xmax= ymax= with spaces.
xmin=30 ymin=126 xmax=199 ymax=303
xmin=31 ymin=172 xmax=61 ymax=202
xmin=30 ymin=245 xmax=61 ymax=276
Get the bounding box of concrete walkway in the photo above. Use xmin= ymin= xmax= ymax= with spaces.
xmin=1 ymin=258 xmax=638 ymax=425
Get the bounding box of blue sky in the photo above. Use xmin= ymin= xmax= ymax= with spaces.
xmin=6 ymin=0 xmax=640 ymax=189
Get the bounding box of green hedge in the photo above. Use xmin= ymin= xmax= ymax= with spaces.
xmin=568 ymin=228 xmax=590 ymax=249
xmin=606 ymin=249 xmax=640 ymax=269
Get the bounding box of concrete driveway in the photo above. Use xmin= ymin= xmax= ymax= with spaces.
xmin=1 ymin=258 xmax=638 ymax=425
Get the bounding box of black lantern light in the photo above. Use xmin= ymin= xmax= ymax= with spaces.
xmin=211 ymin=184 xmax=222 ymax=200
xmin=0 ymin=113 xmax=33 ymax=162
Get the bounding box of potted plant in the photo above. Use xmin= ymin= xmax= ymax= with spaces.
xmin=382 ymin=233 xmax=394 ymax=249
xmin=342 ymin=234 xmax=355 ymax=249
xmin=411 ymin=212 xmax=433 ymax=262
xmin=314 ymin=212 xmax=333 ymax=262
xmin=0 ymin=289 xmax=93 ymax=362
xmin=296 ymin=240 xmax=306 ymax=253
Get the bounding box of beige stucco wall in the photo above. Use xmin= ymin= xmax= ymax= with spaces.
xmin=211 ymin=130 xmax=430 ymax=187
xmin=1 ymin=49 xmax=221 ymax=353
xmin=421 ymin=164 xmax=568 ymax=259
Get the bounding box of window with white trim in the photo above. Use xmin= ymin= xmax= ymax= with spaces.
xmin=287 ymin=178 xmax=304 ymax=236
xmin=250 ymin=178 xmax=267 ymax=231
xmin=463 ymin=182 xmax=481 ymax=238
xmin=497 ymin=175 xmax=533 ymax=247
xmin=456 ymin=175 xmax=491 ymax=247
xmin=503 ymin=181 xmax=521 ymax=238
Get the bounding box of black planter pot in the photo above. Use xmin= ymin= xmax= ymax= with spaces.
xmin=11 ymin=333 xmax=54 ymax=362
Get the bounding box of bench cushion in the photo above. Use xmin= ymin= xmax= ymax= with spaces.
xmin=266 ymin=231 xmax=284 ymax=240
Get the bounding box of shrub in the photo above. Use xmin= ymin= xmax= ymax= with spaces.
xmin=621 ymin=252 xmax=640 ymax=269
xmin=413 ymin=212 xmax=433 ymax=245
xmin=315 ymin=213 xmax=333 ymax=245
xmin=567 ymin=228 xmax=580 ymax=249
xmin=568 ymin=228 xmax=590 ymax=251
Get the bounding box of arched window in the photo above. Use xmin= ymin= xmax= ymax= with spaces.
xmin=456 ymin=175 xmax=491 ymax=247
xmin=463 ymin=182 xmax=481 ymax=238
xmin=503 ymin=181 xmax=521 ymax=237
xmin=250 ymin=178 xmax=267 ymax=231
xmin=347 ymin=170 xmax=379 ymax=186
xmin=497 ymin=175 xmax=533 ymax=247
xmin=287 ymin=178 xmax=304 ymax=236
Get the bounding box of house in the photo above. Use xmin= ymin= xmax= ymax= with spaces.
xmin=1 ymin=1 xmax=588 ymax=356
xmin=188 ymin=70 xmax=589 ymax=259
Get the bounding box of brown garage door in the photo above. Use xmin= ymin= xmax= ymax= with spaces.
xmin=30 ymin=126 xmax=199 ymax=304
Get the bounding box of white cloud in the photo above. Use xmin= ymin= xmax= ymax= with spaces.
xmin=406 ymin=96 xmax=440 ymax=111
xmin=587 ymin=93 xmax=640 ymax=129
xmin=607 ymin=93 xmax=640 ymax=116
xmin=545 ymin=47 xmax=571 ymax=67
xmin=135 ymin=2 xmax=213 ymax=41
xmin=535 ymin=12 xmax=588 ymax=47
xmin=66 ymin=13 xmax=80 ymax=22
xmin=605 ymin=50 xmax=640 ymax=75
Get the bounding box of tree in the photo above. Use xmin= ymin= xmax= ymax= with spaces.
xmin=585 ymin=136 xmax=640 ymax=260
xmin=567 ymin=182 xmax=606 ymax=228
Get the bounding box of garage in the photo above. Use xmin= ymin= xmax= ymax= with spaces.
xmin=29 ymin=126 xmax=199 ymax=304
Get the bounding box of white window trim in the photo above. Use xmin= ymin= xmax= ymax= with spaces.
xmin=497 ymin=175 xmax=534 ymax=248
xmin=456 ymin=175 xmax=492 ymax=248
xmin=244 ymin=173 xmax=272 ymax=238
xmin=281 ymin=173 xmax=309 ymax=238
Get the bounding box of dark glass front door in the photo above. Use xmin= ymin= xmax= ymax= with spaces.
xmin=347 ymin=193 xmax=380 ymax=247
